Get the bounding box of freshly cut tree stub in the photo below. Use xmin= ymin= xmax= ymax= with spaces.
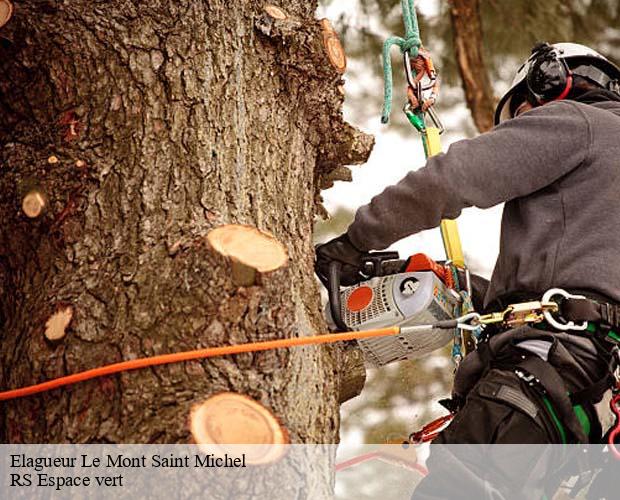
xmin=45 ymin=306 xmax=73 ymax=341
xmin=0 ymin=0 xmax=12 ymax=29
xmin=320 ymin=18 xmax=335 ymax=35
xmin=323 ymin=34 xmax=346 ymax=73
xmin=22 ymin=191 xmax=47 ymax=218
xmin=207 ymin=224 xmax=288 ymax=273
xmin=190 ymin=393 xmax=289 ymax=464
xmin=264 ymin=4 xmax=287 ymax=20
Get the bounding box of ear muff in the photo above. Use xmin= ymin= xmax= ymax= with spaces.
xmin=526 ymin=42 xmax=573 ymax=103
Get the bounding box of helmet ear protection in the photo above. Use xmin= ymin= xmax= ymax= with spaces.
xmin=495 ymin=42 xmax=620 ymax=125
xmin=526 ymin=42 xmax=573 ymax=103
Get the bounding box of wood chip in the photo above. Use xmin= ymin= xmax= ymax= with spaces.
xmin=44 ymin=306 xmax=73 ymax=341
xmin=264 ymin=4 xmax=287 ymax=20
xmin=0 ymin=0 xmax=13 ymax=29
xmin=22 ymin=190 xmax=46 ymax=219
xmin=190 ymin=392 xmax=289 ymax=465
xmin=323 ymin=34 xmax=347 ymax=73
xmin=207 ymin=224 xmax=288 ymax=273
xmin=320 ymin=18 xmax=335 ymax=34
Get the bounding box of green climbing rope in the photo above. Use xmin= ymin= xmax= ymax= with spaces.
xmin=381 ymin=0 xmax=422 ymax=123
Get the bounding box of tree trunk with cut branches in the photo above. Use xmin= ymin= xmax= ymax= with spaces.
xmin=0 ymin=1 xmax=372 ymax=472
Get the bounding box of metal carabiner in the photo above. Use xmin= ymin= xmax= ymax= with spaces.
xmin=455 ymin=312 xmax=482 ymax=331
xmin=403 ymin=50 xmax=417 ymax=92
xmin=404 ymin=49 xmax=437 ymax=91
xmin=425 ymin=106 xmax=445 ymax=134
xmin=541 ymin=288 xmax=589 ymax=331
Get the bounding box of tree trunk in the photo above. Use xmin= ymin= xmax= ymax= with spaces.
xmin=448 ymin=0 xmax=496 ymax=132
xmin=0 ymin=0 xmax=372 ymax=461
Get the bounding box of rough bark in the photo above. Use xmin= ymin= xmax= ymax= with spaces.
xmin=0 ymin=0 xmax=372 ymax=465
xmin=448 ymin=0 xmax=496 ymax=132
xmin=338 ymin=343 xmax=366 ymax=404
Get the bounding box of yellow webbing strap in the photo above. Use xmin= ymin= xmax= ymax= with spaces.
xmin=425 ymin=127 xmax=465 ymax=267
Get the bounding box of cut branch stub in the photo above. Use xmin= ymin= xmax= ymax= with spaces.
xmin=207 ymin=224 xmax=288 ymax=286
xmin=320 ymin=19 xmax=346 ymax=73
xmin=0 ymin=0 xmax=13 ymax=29
xmin=190 ymin=393 xmax=289 ymax=464
xmin=22 ymin=190 xmax=47 ymax=219
xmin=264 ymin=4 xmax=287 ymax=20
xmin=338 ymin=344 xmax=367 ymax=404
xmin=44 ymin=306 xmax=73 ymax=342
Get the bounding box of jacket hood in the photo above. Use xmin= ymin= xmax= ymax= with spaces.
xmin=573 ymin=89 xmax=620 ymax=116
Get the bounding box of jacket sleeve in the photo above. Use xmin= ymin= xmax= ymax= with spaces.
xmin=347 ymin=101 xmax=592 ymax=251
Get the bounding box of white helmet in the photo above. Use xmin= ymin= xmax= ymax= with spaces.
xmin=495 ymin=42 xmax=620 ymax=125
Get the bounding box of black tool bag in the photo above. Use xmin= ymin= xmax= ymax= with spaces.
xmin=447 ymin=325 xmax=615 ymax=444
xmin=436 ymin=368 xmax=563 ymax=444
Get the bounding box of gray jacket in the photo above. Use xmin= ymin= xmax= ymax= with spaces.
xmin=347 ymin=99 xmax=620 ymax=307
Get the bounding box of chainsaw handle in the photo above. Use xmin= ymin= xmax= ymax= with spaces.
xmin=327 ymin=251 xmax=401 ymax=332
xmin=361 ymin=251 xmax=400 ymax=277
xmin=328 ymin=261 xmax=349 ymax=332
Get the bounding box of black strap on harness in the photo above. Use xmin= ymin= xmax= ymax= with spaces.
xmin=562 ymin=297 xmax=620 ymax=334
xmin=515 ymin=355 xmax=588 ymax=443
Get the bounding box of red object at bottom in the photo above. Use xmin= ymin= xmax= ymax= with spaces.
xmin=404 ymin=253 xmax=453 ymax=287
xmin=408 ymin=414 xmax=454 ymax=444
xmin=610 ymin=391 xmax=620 ymax=459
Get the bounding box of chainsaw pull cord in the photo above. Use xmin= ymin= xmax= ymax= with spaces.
xmin=381 ymin=0 xmax=421 ymax=123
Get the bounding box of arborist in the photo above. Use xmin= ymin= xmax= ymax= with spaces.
xmin=315 ymin=42 xmax=620 ymax=446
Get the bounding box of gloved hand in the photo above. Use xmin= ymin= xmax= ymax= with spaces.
xmin=315 ymin=233 xmax=364 ymax=287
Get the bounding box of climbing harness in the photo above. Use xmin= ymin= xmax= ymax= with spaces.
xmin=406 ymin=289 xmax=620 ymax=446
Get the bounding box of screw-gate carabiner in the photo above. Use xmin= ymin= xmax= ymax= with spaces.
xmin=403 ymin=50 xmax=418 ymax=93
xmin=403 ymin=48 xmax=443 ymax=134
xmin=403 ymin=48 xmax=438 ymax=93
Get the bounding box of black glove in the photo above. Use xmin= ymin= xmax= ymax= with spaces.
xmin=315 ymin=234 xmax=364 ymax=287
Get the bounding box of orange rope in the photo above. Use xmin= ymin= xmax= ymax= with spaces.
xmin=0 ymin=326 xmax=400 ymax=402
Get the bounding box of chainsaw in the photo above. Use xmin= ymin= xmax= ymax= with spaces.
xmin=325 ymin=251 xmax=461 ymax=367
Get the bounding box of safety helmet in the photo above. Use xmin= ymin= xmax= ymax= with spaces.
xmin=494 ymin=42 xmax=620 ymax=125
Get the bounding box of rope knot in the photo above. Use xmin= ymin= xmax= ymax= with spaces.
xmin=381 ymin=0 xmax=422 ymax=123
